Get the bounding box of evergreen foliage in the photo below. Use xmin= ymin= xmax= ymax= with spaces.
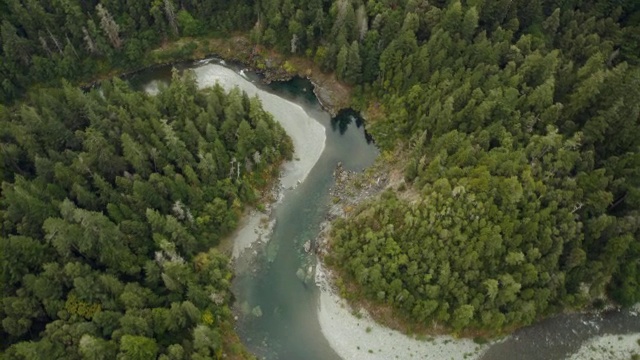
xmin=1 ymin=71 xmax=292 ymax=357
xmin=0 ymin=0 xmax=255 ymax=103
xmin=1 ymin=0 xmax=639 ymax=342
xmin=317 ymin=0 xmax=640 ymax=333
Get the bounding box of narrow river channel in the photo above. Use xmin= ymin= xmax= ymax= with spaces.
xmin=129 ymin=59 xmax=639 ymax=360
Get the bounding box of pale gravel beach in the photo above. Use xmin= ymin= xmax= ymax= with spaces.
xmin=565 ymin=303 xmax=640 ymax=360
xmin=192 ymin=64 xmax=326 ymax=191
xmin=194 ymin=64 xmax=491 ymax=359
xmin=315 ymin=262 xmax=490 ymax=360
xmin=568 ymin=333 xmax=640 ymax=360
xmin=228 ymin=210 xmax=274 ymax=260
xmin=192 ymin=64 xmax=326 ymax=260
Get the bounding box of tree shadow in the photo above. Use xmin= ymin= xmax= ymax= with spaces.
xmin=330 ymin=109 xmax=375 ymax=144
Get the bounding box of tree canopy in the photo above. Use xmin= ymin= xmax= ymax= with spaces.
xmin=1 ymin=70 xmax=291 ymax=358
xmin=0 ymin=0 xmax=256 ymax=103
xmin=1 ymin=0 xmax=639 ymax=344
xmin=319 ymin=0 xmax=640 ymax=334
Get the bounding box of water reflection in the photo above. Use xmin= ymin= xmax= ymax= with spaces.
xmin=331 ymin=109 xmax=375 ymax=144
xmin=229 ymin=77 xmax=378 ymax=360
xmin=130 ymin=57 xmax=639 ymax=360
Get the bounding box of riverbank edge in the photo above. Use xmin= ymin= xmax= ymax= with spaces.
xmin=130 ymin=44 xmax=332 ymax=358
xmin=114 ymin=32 xmax=343 ymax=263
xmin=145 ymin=35 xmax=349 ymax=263
xmin=77 ymin=34 xmax=353 ymax=117
xmin=132 ymin=33 xmax=639 ymax=357
xmin=186 ymin=62 xmax=326 ymax=265
xmin=314 ymin=152 xmax=640 ymax=359
xmin=568 ymin=333 xmax=640 ymax=360
xmin=82 ymin=34 xmax=353 ymax=265
xmin=178 ymin=37 xmax=489 ymax=355
xmin=313 ymin=155 xmax=494 ymax=360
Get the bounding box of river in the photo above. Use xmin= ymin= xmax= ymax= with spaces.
xmin=129 ymin=59 xmax=639 ymax=360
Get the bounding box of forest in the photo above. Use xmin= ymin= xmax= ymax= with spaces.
xmin=1 ymin=0 xmax=640 ymax=355
xmin=0 ymin=0 xmax=258 ymax=103
xmin=1 ymin=71 xmax=292 ymax=357
xmin=322 ymin=0 xmax=640 ymax=334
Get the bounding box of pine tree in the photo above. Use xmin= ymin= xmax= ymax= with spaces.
xmin=164 ymin=0 xmax=179 ymax=36
xmin=96 ymin=4 xmax=121 ymax=49
xmin=344 ymin=41 xmax=362 ymax=84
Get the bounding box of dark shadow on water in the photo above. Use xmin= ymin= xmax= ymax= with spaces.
xmin=331 ymin=109 xmax=375 ymax=144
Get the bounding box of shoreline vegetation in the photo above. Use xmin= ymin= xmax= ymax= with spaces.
xmin=150 ymin=35 xmax=354 ymax=117
xmin=185 ymin=62 xmax=326 ymax=264
xmin=74 ymin=34 xmax=354 ymax=117
xmin=0 ymin=24 xmax=349 ymax=357
xmin=319 ymin=150 xmax=638 ymax=331
xmin=1 ymin=66 xmax=294 ymax=358
xmin=315 ymin=153 xmax=640 ymax=360
xmin=186 ymin=51 xmax=491 ymax=359
xmin=79 ymin=36 xmax=640 ymax=358
xmin=3 ymin=1 xmax=640 ymax=359
xmin=313 ymin=156 xmax=495 ymax=359
xmin=50 ymin=29 xmax=640 ymax=346
xmin=167 ymin=35 xmax=500 ymax=359
xmin=157 ymin=35 xmax=493 ymax=358
xmin=89 ymin=33 xmax=636 ymax=341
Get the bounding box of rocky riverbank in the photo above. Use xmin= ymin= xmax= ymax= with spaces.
xmin=163 ymin=35 xmax=352 ymax=116
xmin=314 ymin=161 xmax=389 ymax=257
xmin=184 ymin=63 xmax=326 ymax=266
xmin=311 ymin=157 xmax=492 ymax=360
xmin=250 ymin=55 xmax=352 ymax=117
xmin=568 ymin=333 xmax=640 ymax=360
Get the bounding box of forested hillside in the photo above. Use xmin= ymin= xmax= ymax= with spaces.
xmin=1 ymin=0 xmax=639 ymax=347
xmin=0 ymin=71 xmax=292 ymax=358
xmin=319 ymin=0 xmax=640 ymax=334
xmin=0 ymin=0 xmax=255 ymax=102
xmin=249 ymin=0 xmax=640 ymax=334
